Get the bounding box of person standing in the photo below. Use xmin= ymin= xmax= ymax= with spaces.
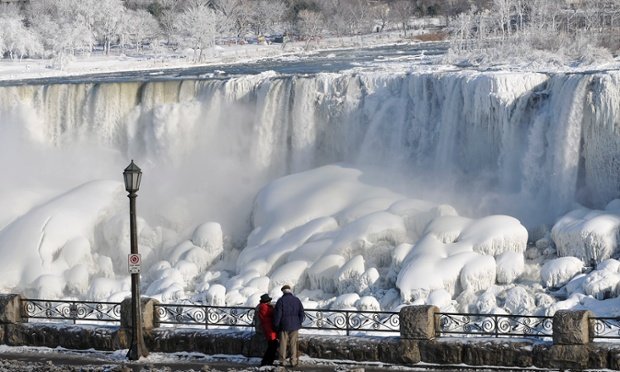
xmin=256 ymin=294 xmax=279 ymax=366
xmin=273 ymin=284 xmax=305 ymax=367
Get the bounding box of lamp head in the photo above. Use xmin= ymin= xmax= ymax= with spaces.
xmin=123 ymin=160 xmax=142 ymax=193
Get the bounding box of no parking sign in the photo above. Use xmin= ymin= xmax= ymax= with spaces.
xmin=128 ymin=253 xmax=141 ymax=274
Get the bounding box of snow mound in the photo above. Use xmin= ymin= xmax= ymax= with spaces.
xmin=541 ymin=257 xmax=584 ymax=288
xmin=551 ymin=203 xmax=620 ymax=264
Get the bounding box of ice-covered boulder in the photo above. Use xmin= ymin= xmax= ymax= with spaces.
xmin=582 ymin=269 xmax=620 ymax=300
xmin=460 ymin=255 xmax=496 ymax=292
xmin=504 ymin=287 xmax=535 ymax=314
xmin=540 ymin=257 xmax=584 ymax=288
xmin=459 ymin=215 xmax=528 ymax=256
xmin=496 ymin=251 xmax=525 ymax=284
xmin=551 ymin=205 xmax=620 ymax=264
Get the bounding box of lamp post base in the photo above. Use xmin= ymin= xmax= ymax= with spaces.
xmin=127 ymin=338 xmax=149 ymax=360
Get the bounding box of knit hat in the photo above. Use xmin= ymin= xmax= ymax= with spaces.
xmin=281 ymin=284 xmax=291 ymax=292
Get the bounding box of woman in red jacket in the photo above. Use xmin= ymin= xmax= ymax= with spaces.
xmin=257 ymin=293 xmax=279 ymax=366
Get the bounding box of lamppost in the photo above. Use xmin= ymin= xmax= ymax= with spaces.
xmin=123 ymin=160 xmax=148 ymax=360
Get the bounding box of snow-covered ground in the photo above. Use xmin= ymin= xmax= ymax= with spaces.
xmin=1 ymin=32 xmax=620 ymax=320
xmin=0 ymin=344 xmax=419 ymax=371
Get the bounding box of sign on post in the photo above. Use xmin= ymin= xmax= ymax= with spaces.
xmin=128 ymin=253 xmax=141 ymax=274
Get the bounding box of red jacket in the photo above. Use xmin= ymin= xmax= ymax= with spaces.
xmin=257 ymin=302 xmax=277 ymax=341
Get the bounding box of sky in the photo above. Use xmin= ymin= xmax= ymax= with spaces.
xmin=0 ymin=35 xmax=620 ymax=318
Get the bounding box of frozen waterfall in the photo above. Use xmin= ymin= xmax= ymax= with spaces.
xmin=0 ymin=69 xmax=619 ymax=304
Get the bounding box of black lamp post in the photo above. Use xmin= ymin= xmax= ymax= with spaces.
xmin=123 ymin=160 xmax=148 ymax=360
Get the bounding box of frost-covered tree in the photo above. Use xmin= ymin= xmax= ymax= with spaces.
xmin=0 ymin=15 xmax=43 ymax=60
xmin=173 ymin=0 xmax=217 ymax=61
xmin=122 ymin=9 xmax=161 ymax=52
xmin=93 ymin=0 xmax=125 ymax=54
xmin=297 ymin=9 xmax=324 ymax=49
xmin=247 ymin=0 xmax=287 ymax=36
xmin=391 ymin=0 xmax=416 ymax=36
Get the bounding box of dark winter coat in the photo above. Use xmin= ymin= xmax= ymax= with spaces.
xmin=273 ymin=292 xmax=305 ymax=332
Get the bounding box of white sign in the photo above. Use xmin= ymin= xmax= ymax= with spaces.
xmin=128 ymin=253 xmax=141 ymax=274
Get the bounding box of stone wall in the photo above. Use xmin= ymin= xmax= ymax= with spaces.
xmin=0 ymin=295 xmax=616 ymax=370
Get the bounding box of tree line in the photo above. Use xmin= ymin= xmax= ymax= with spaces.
xmin=0 ymin=0 xmax=617 ymax=66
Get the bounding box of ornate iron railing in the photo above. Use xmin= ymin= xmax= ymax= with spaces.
xmin=436 ymin=312 xmax=553 ymax=338
xmin=155 ymin=304 xmax=255 ymax=329
xmin=302 ymin=309 xmax=399 ymax=335
xmin=21 ymin=298 xmax=121 ymax=325
xmin=591 ymin=317 xmax=620 ymax=339
xmin=20 ymin=298 xmax=574 ymax=340
xmin=154 ymin=303 xmax=399 ymax=335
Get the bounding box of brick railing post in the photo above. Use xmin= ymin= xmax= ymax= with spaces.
xmin=552 ymin=310 xmax=592 ymax=345
xmin=399 ymin=305 xmax=439 ymax=340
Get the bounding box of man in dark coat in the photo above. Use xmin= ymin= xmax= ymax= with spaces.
xmin=273 ymin=284 xmax=305 ymax=367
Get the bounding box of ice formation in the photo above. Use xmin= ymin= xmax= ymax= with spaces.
xmin=0 ymin=67 xmax=619 ymax=315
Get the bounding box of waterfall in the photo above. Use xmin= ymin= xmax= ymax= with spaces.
xmin=0 ymin=70 xmax=619 ymax=241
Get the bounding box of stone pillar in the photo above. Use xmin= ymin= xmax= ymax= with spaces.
xmin=0 ymin=294 xmax=24 ymax=324
xmin=121 ymin=297 xmax=159 ymax=331
xmin=400 ymin=305 xmax=439 ymax=340
xmin=552 ymin=310 xmax=592 ymax=345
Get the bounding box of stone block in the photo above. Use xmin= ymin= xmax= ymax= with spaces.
xmin=462 ymin=340 xmax=533 ymax=367
xmin=419 ymin=340 xmax=462 ymax=365
xmin=297 ymin=335 xmax=381 ymax=362
xmin=0 ymin=294 xmax=24 ymax=324
xmin=398 ymin=339 xmax=421 ymax=364
xmin=120 ymin=297 xmax=159 ymax=330
xmin=587 ymin=344 xmax=611 ymax=370
xmin=552 ymin=310 xmax=592 ymax=345
xmin=533 ymin=343 xmax=589 ymax=370
xmin=399 ymin=306 xmax=439 ymax=340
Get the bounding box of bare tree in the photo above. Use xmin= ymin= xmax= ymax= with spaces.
xmin=391 ymin=0 xmax=415 ymax=36
xmin=298 ymin=9 xmax=324 ymax=49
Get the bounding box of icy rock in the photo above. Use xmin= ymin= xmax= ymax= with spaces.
xmin=582 ymin=270 xmax=620 ymax=300
xmin=476 ymin=290 xmax=498 ymax=314
xmin=565 ymin=273 xmax=587 ymax=295
xmin=191 ymin=222 xmax=223 ymax=253
xmin=269 ymin=260 xmax=308 ymax=290
xmin=206 ymin=284 xmax=226 ymax=306
xmin=426 ymin=289 xmax=452 ymax=309
xmin=551 ymin=207 xmax=620 ymax=264
xmin=307 ymin=254 xmax=345 ymax=293
xmin=496 ymin=251 xmax=525 ymax=284
xmin=357 ymin=295 xmax=381 ymax=311
xmin=332 ymin=293 xmax=360 ymax=309
xmin=459 ymin=215 xmax=528 ymax=256
xmin=460 ymin=255 xmax=496 ymax=292
xmin=504 ymin=287 xmax=535 ymax=314
xmin=540 ymin=257 xmax=584 ymax=288
xmin=423 ymin=215 xmax=471 ymax=244
xmin=596 ymin=258 xmax=620 ymax=272
xmin=336 ymin=255 xmax=365 ymax=294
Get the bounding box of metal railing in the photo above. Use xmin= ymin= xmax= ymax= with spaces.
xmin=154 ymin=303 xmax=400 ymax=335
xmin=591 ymin=317 xmax=620 ymax=340
xmin=155 ymin=304 xmax=255 ymax=329
xmin=435 ymin=312 xmax=554 ymax=338
xmin=20 ymin=297 xmax=620 ymax=341
xmin=22 ymin=298 xmax=121 ymax=325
